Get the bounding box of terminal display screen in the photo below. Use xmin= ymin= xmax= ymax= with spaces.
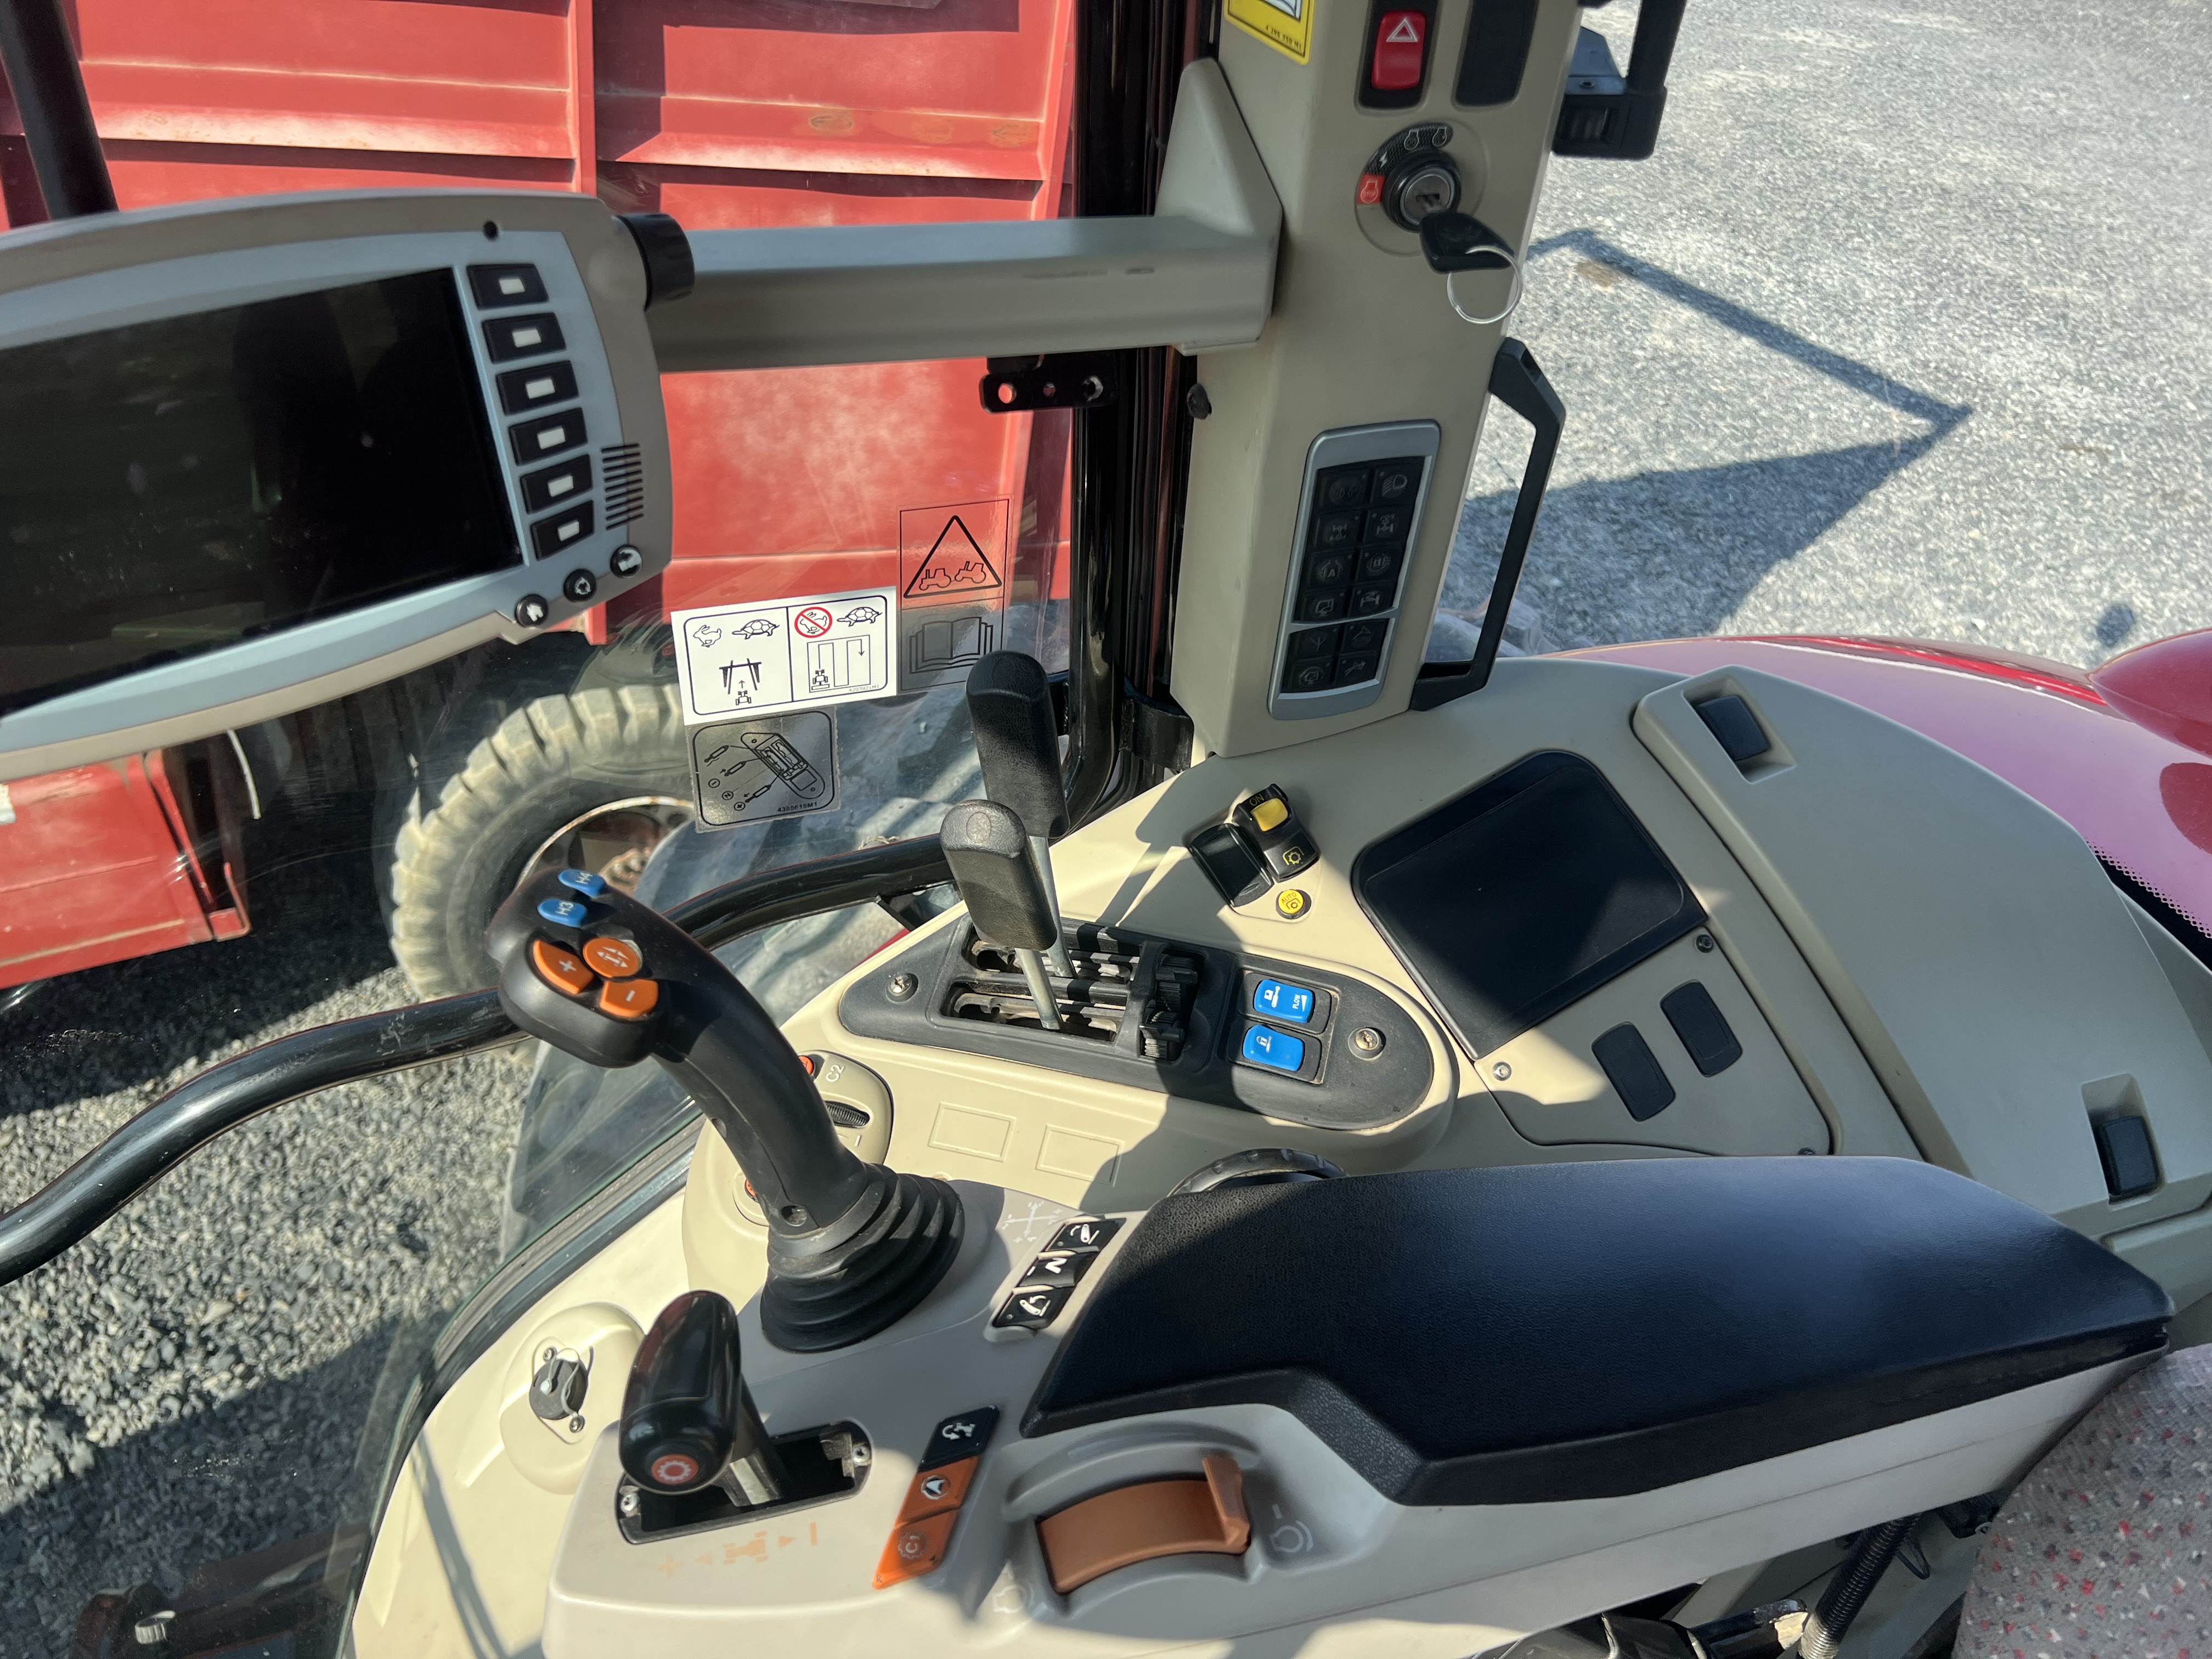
xmin=0 ymin=269 xmax=518 ymax=719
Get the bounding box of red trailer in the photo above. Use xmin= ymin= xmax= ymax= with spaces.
xmin=0 ymin=0 xmax=1076 ymax=997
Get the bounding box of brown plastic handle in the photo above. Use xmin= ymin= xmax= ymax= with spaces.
xmin=1036 ymin=1454 xmax=1251 ymax=1595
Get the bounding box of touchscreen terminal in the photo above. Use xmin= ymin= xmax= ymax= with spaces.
xmin=0 ymin=269 xmax=516 ymax=719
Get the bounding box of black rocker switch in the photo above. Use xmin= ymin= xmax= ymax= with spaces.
xmin=486 ymin=870 xmax=965 ymax=1352
xmin=1232 ymin=786 xmax=1321 ymax=882
xmin=620 ymin=1291 xmax=788 ymax=1505
xmin=941 ymin=798 xmax=1064 ymax=1031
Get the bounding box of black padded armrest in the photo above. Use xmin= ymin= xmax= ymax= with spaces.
xmin=1023 ymin=1159 xmax=2170 ymax=1504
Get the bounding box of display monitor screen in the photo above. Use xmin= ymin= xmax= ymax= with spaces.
xmin=0 ymin=269 xmax=518 ymax=719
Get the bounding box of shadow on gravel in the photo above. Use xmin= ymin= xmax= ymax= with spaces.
xmin=1449 ymin=230 xmax=1972 ymax=647
xmin=0 ymin=793 xmax=396 ymax=1118
xmin=0 ymin=1321 xmax=416 ymax=1658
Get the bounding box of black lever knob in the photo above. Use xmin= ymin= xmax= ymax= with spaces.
xmin=964 ymin=652 xmax=1068 ymax=840
xmin=620 ymin=1290 xmax=786 ymax=1502
xmin=941 ymin=800 xmax=1057 ymax=951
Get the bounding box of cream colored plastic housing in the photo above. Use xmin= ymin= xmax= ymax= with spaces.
xmin=1171 ymin=0 xmax=1587 ymax=756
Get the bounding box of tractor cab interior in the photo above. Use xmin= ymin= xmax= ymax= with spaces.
xmin=1 ymin=1 xmax=2207 ymax=1656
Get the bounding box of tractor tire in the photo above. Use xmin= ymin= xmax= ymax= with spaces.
xmin=385 ymin=684 xmax=691 ymax=997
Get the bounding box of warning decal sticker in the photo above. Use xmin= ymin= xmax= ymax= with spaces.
xmin=672 ymin=586 xmax=895 ymax=723
xmin=1226 ymin=0 xmax=1312 ymax=64
xmin=898 ymin=499 xmax=1011 ymax=691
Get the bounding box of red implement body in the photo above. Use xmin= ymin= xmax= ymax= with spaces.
xmin=0 ymin=0 xmax=1075 ymax=990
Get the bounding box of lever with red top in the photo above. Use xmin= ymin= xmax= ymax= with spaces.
xmin=488 ymin=867 xmax=964 ymax=1351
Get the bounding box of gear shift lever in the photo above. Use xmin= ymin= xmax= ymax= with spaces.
xmin=487 ymin=868 xmax=963 ymax=1351
xmin=941 ymin=799 xmax=1064 ymax=1031
xmin=964 ymin=652 xmax=1074 ymax=977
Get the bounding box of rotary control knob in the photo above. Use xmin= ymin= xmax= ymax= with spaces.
xmin=1384 ymin=154 xmax=1459 ymax=232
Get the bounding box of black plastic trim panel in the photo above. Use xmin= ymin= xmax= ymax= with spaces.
xmin=1024 ymin=1159 xmax=2171 ymax=1504
xmin=839 ymin=924 xmax=1431 ymax=1131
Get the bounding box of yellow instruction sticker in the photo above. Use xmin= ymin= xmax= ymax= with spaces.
xmin=1226 ymin=0 xmax=1312 ymax=64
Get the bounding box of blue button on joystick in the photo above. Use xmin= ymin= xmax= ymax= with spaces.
xmin=1240 ymin=1024 xmax=1306 ymax=1073
xmin=538 ymin=896 xmax=592 ymax=929
xmin=557 ymin=868 xmax=607 ymax=899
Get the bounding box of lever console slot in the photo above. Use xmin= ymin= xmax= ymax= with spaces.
xmin=616 ymin=1421 xmax=872 ymax=1544
xmin=843 ymin=922 xmax=1431 ymax=1130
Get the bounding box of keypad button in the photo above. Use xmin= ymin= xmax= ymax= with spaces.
xmin=530 ymin=938 xmax=595 ymax=996
xmin=1289 ymin=624 xmax=1342 ymax=661
xmin=1309 ymin=511 xmax=1361 ymax=551
xmin=1314 ymin=464 xmax=1372 ymax=510
xmin=1342 ymin=617 xmax=1389 ymax=653
xmin=1019 ymin=1250 xmax=1102 ymax=1289
xmin=556 ymin=868 xmax=607 ymax=898
xmin=521 ymin=455 xmax=593 ymax=515
xmin=1363 ymin=505 xmax=1412 ymax=544
xmin=610 ymin=544 xmax=644 ymax=577
xmin=1281 ymin=657 xmax=1331 ymax=695
xmin=599 ymin=978 xmax=660 ymax=1020
xmin=1349 ymin=583 xmax=1394 ymax=616
xmin=1048 ymin=1218 xmax=1121 ymax=1253
xmin=582 ymin=936 xmax=642 ymax=978
xmin=896 ymin=1456 xmax=979 ymax=1525
xmin=538 ymin=896 xmax=592 ymax=929
xmin=469 ymin=264 xmax=547 ymax=308
xmin=1240 ymin=1024 xmax=1307 ymax=1073
xmin=1357 ymin=545 xmax=1404 ymax=584
xmin=509 ymin=410 xmax=588 ymax=463
xmin=1253 ymin=978 xmax=1316 ymax=1024
xmin=1297 ymin=588 xmax=1349 ymax=624
xmin=1333 ymin=651 xmax=1381 ymax=686
xmin=532 ymin=501 xmax=597 ymax=558
xmin=1305 ymin=549 xmax=1355 ymax=589
xmin=562 ymin=568 xmax=597 ymax=603
xmin=921 ymin=1407 xmax=1000 ymax=1469
xmin=993 ymin=1284 xmax=1071 ymax=1329
xmin=514 ymin=594 xmax=550 ymax=627
xmin=874 ymin=1509 xmax=959 ymax=1587
xmin=1373 ymin=458 xmax=1423 ymax=503
xmin=483 ymin=312 xmax=566 ymax=362
xmin=496 ymin=359 xmax=579 ymax=415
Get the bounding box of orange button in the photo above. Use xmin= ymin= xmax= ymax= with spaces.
xmin=896 ymin=1455 xmax=977 ymax=1525
xmin=531 ymin=938 xmax=595 ymax=997
xmin=873 ymin=1508 xmax=958 ymax=1588
xmin=598 ymin=977 xmax=661 ymax=1020
xmin=582 ymin=936 xmax=643 ymax=979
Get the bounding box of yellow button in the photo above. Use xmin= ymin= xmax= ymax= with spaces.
xmin=1275 ymin=888 xmax=1310 ymax=919
xmin=1248 ymin=797 xmax=1289 ymax=833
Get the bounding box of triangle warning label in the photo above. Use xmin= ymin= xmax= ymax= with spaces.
xmin=1385 ymin=15 xmax=1420 ymax=41
xmin=904 ymin=515 xmax=1002 ymax=599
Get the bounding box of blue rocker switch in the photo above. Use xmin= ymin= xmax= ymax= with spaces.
xmin=1241 ymin=1025 xmax=1307 ymax=1073
xmin=1252 ymin=978 xmax=1316 ymax=1025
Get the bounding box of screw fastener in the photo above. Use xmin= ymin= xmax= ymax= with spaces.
xmin=1695 ymin=933 xmax=1716 ymax=952
xmin=888 ymin=973 xmax=919 ymax=1001
xmin=1492 ymin=1061 xmax=1513 ymax=1081
xmin=1350 ymin=1026 xmax=1386 ymax=1057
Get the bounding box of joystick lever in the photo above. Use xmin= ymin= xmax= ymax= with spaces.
xmin=964 ymin=652 xmax=1074 ymax=977
xmin=620 ymin=1291 xmax=787 ymax=1506
xmin=487 ymin=868 xmax=964 ymax=1351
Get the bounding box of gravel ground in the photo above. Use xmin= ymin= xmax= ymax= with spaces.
xmin=2 ymin=1 xmax=2208 ymax=1652
xmin=1448 ymin=0 xmax=2212 ymax=668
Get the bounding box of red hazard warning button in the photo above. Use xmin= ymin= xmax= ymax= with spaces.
xmin=1371 ymin=9 xmax=1426 ymax=92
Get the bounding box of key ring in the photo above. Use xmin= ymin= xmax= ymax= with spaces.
xmin=1446 ymin=255 xmax=1523 ymax=328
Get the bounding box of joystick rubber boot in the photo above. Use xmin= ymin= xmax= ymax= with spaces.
xmin=487 ymin=868 xmax=962 ymax=1351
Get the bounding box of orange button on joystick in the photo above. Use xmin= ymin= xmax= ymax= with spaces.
xmin=582 ymin=936 xmax=642 ymax=979
xmin=598 ymin=977 xmax=660 ymax=1020
xmin=531 ymin=938 xmax=596 ymax=997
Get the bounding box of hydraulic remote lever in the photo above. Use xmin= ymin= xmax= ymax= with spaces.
xmin=620 ymin=1290 xmax=788 ymax=1506
xmin=940 ymin=799 xmax=1064 ymax=1031
xmin=488 ymin=868 xmax=963 ymax=1351
xmin=963 ymin=651 xmax=1074 ymax=977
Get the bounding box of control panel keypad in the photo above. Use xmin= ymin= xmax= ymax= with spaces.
xmin=874 ymin=1408 xmax=1000 ymax=1589
xmin=525 ymin=870 xmax=663 ymax=1026
xmin=1232 ymin=967 xmax=1338 ymax=1084
xmin=992 ymin=1217 xmax=1123 ymax=1331
xmin=1279 ymin=445 xmax=1431 ymax=702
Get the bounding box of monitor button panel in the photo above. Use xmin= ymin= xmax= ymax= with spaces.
xmin=1269 ymin=421 xmax=1441 ymax=719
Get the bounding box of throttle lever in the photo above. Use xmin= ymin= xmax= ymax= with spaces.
xmin=940 ymin=800 xmax=1064 ymax=1031
xmin=964 ymin=651 xmax=1075 ymax=977
xmin=488 ymin=868 xmax=964 ymax=1351
xmin=620 ymin=1290 xmax=788 ymax=1506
